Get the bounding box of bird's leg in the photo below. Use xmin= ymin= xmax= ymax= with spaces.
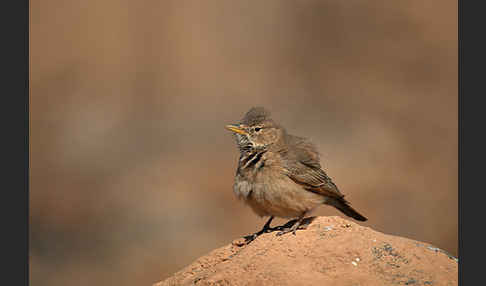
xmin=276 ymin=212 xmax=307 ymax=236
xmin=259 ymin=216 xmax=275 ymax=233
xmin=244 ymin=216 xmax=275 ymax=243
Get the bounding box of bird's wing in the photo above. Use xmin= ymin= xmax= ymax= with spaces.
xmin=282 ymin=135 xmax=344 ymax=199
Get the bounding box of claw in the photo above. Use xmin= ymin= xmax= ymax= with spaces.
xmin=275 ymin=215 xmax=308 ymax=236
xmin=275 ymin=227 xmax=295 ymax=236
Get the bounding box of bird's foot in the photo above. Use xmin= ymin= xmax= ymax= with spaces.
xmin=243 ymin=217 xmax=278 ymax=244
xmin=275 ymin=224 xmax=308 ymax=236
xmin=244 ymin=226 xmax=280 ymax=243
xmin=275 ymin=216 xmax=309 ymax=236
xmin=276 ymin=227 xmax=293 ymax=236
xmin=243 ymin=233 xmax=258 ymax=244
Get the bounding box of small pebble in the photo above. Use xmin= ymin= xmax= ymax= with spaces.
xmin=232 ymin=238 xmax=247 ymax=247
xmin=355 ymin=258 xmax=360 ymax=262
xmin=351 ymin=261 xmax=358 ymax=266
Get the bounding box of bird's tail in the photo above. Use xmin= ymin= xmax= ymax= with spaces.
xmin=327 ymin=197 xmax=368 ymax=222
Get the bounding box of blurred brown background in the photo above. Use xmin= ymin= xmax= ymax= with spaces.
xmin=30 ymin=1 xmax=457 ymax=285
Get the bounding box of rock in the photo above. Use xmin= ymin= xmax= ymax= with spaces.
xmin=153 ymin=216 xmax=458 ymax=286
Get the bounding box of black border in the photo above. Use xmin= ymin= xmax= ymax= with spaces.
xmin=459 ymin=0 xmax=484 ymax=285
xmin=2 ymin=0 xmax=29 ymax=285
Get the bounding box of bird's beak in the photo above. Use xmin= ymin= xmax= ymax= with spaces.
xmin=225 ymin=124 xmax=247 ymax=135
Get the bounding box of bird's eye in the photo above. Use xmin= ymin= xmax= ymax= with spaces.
xmin=254 ymin=127 xmax=262 ymax=132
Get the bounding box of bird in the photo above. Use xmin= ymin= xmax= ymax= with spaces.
xmin=225 ymin=107 xmax=367 ymax=239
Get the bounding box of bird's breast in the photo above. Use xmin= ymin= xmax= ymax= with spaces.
xmin=233 ymin=151 xmax=279 ymax=199
xmin=233 ymin=152 xmax=325 ymax=218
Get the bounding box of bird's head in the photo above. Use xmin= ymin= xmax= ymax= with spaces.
xmin=225 ymin=107 xmax=285 ymax=153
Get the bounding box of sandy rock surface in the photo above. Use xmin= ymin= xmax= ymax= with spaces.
xmin=154 ymin=216 xmax=457 ymax=286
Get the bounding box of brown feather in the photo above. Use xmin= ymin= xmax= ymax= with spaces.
xmin=280 ymin=135 xmax=344 ymax=199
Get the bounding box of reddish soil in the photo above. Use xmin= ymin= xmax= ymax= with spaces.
xmin=154 ymin=216 xmax=457 ymax=286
